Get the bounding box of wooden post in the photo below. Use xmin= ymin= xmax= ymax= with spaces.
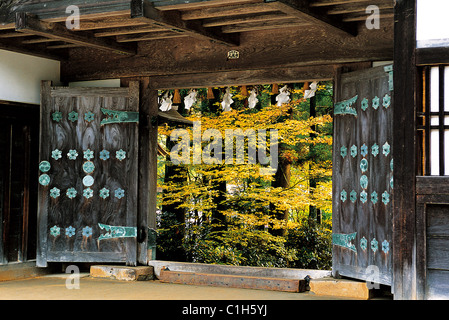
xmin=393 ymin=0 xmax=418 ymax=300
xmin=129 ymin=77 xmax=159 ymax=264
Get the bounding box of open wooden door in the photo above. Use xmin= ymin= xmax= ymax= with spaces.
xmin=37 ymin=81 xmax=141 ymax=267
xmin=332 ymin=65 xmax=393 ymax=286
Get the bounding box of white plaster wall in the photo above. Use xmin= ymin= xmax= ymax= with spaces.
xmin=0 ymin=49 xmax=60 ymax=104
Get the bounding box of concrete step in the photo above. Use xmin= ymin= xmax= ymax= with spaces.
xmin=309 ymin=277 xmax=372 ymax=299
xmin=158 ymin=269 xmax=306 ymax=293
xmin=90 ymin=265 xmax=154 ymax=281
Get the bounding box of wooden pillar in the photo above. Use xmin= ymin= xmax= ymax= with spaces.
xmin=122 ymin=77 xmax=158 ymax=264
xmin=141 ymin=78 xmax=158 ymax=263
xmin=392 ymin=0 xmax=418 ymax=300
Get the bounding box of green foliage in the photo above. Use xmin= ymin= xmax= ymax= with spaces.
xmin=285 ymin=218 xmax=332 ymax=270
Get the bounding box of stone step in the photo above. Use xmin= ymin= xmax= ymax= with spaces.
xmin=158 ymin=269 xmax=306 ymax=293
xmin=309 ymin=277 xmax=372 ymax=299
xmin=90 ymin=265 xmax=154 ymax=281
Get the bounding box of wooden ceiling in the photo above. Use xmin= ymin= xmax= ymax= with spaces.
xmin=0 ymin=0 xmax=394 ymax=60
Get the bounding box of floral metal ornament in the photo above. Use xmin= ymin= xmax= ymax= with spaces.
xmin=350 ymin=145 xmax=357 ymax=158
xmin=50 ymin=225 xmax=60 ymax=237
xmin=371 ymin=238 xmax=379 ymax=253
xmin=382 ymin=240 xmax=390 ymax=254
xmin=82 ymin=161 xmax=95 ymax=174
xmin=83 ymin=187 xmax=94 ymax=199
xmin=66 ymin=187 xmax=77 ymax=199
xmin=383 ymin=142 xmax=390 ymax=157
xmin=340 ymin=146 xmax=347 ymax=158
xmin=360 ymin=175 xmax=368 ymax=189
xmin=100 ymin=150 xmax=110 ymax=161
xmin=361 ymin=98 xmax=369 ymax=111
xmin=350 ymin=190 xmax=357 ymax=203
xmin=52 ymin=149 xmax=62 ymax=160
xmin=360 ymin=190 xmax=368 ymax=203
xmin=83 ymin=149 xmax=94 ymax=161
xmin=115 ymin=188 xmax=125 ymax=199
xmin=360 ymin=237 xmax=368 ymax=251
xmin=372 ymin=96 xmax=380 ymax=110
xmin=361 ymin=144 xmax=368 ymax=157
xmin=84 ymin=111 xmax=95 ymax=123
xmin=65 ymin=226 xmax=76 ymax=238
xmin=116 ymin=149 xmax=126 ymax=161
xmin=39 ymin=174 xmax=50 ymax=186
xmin=371 ymin=143 xmax=379 ymax=157
xmin=50 ymin=187 xmax=60 ymax=199
xmin=360 ymin=159 xmax=368 ymax=173
xmin=99 ymin=187 xmax=110 ymax=199
xmin=39 ymin=161 xmax=51 ymax=173
xmin=382 ymin=94 xmax=391 ymax=109
xmin=68 ymin=111 xmax=79 ymax=122
xmin=341 ymin=189 xmax=347 ymax=203
xmin=382 ymin=191 xmax=390 ymax=205
xmin=82 ymin=226 xmax=93 ymax=238
xmin=371 ymin=191 xmax=378 ymax=204
xmin=52 ymin=111 xmax=62 ymax=122
xmin=67 ymin=149 xmax=78 ymax=160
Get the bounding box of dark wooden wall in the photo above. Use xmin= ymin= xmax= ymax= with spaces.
xmin=0 ymin=101 xmax=39 ymax=264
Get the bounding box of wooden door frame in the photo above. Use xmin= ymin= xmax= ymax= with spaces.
xmin=392 ymin=0 xmax=419 ymax=300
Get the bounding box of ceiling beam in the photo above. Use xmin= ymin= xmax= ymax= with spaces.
xmin=15 ymin=12 xmax=136 ymax=56
xmin=131 ymin=0 xmax=239 ymax=46
xmin=265 ymin=0 xmax=357 ymax=36
xmin=310 ymin=0 xmax=371 ymax=6
xmin=0 ymin=37 xmax=66 ymax=61
xmin=2 ymin=1 xmax=133 ymax=25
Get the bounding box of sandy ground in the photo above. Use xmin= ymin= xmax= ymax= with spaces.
xmin=0 ymin=274 xmax=344 ymax=300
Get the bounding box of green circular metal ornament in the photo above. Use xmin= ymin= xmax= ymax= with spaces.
xmin=39 ymin=161 xmax=51 ymax=173
xmin=82 ymin=161 xmax=95 ymax=174
xmin=39 ymin=174 xmax=50 ymax=186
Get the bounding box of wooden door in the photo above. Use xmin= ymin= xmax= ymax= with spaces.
xmin=332 ymin=65 xmax=393 ymax=285
xmin=37 ymin=81 xmax=140 ymax=267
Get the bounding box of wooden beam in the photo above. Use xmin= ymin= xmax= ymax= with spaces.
xmin=0 ymin=38 xmax=66 ymax=61
xmin=202 ymin=12 xmax=289 ymax=28
xmin=148 ymin=64 xmax=339 ymax=89
xmin=61 ymin=19 xmax=393 ymax=82
xmin=77 ymin=17 xmax=149 ymax=31
xmin=343 ymin=10 xmax=394 ymax=22
xmin=327 ymin=1 xmax=394 ymax=15
xmin=2 ymin=0 xmax=133 ymax=25
xmin=94 ymin=25 xmax=166 ymax=37
xmin=222 ymin=19 xmax=310 ymax=33
xmin=393 ymin=0 xmax=418 ymax=300
xmin=116 ymin=31 xmax=189 ymax=42
xmin=181 ymin=3 xmax=277 ymax=20
xmin=153 ymin=0 xmax=262 ymax=11
xmin=310 ymin=0 xmax=371 ymax=7
xmin=15 ymin=12 xmax=136 ymax=56
xmin=131 ymin=0 xmax=239 ymax=46
xmin=266 ymin=0 xmax=357 ymax=36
